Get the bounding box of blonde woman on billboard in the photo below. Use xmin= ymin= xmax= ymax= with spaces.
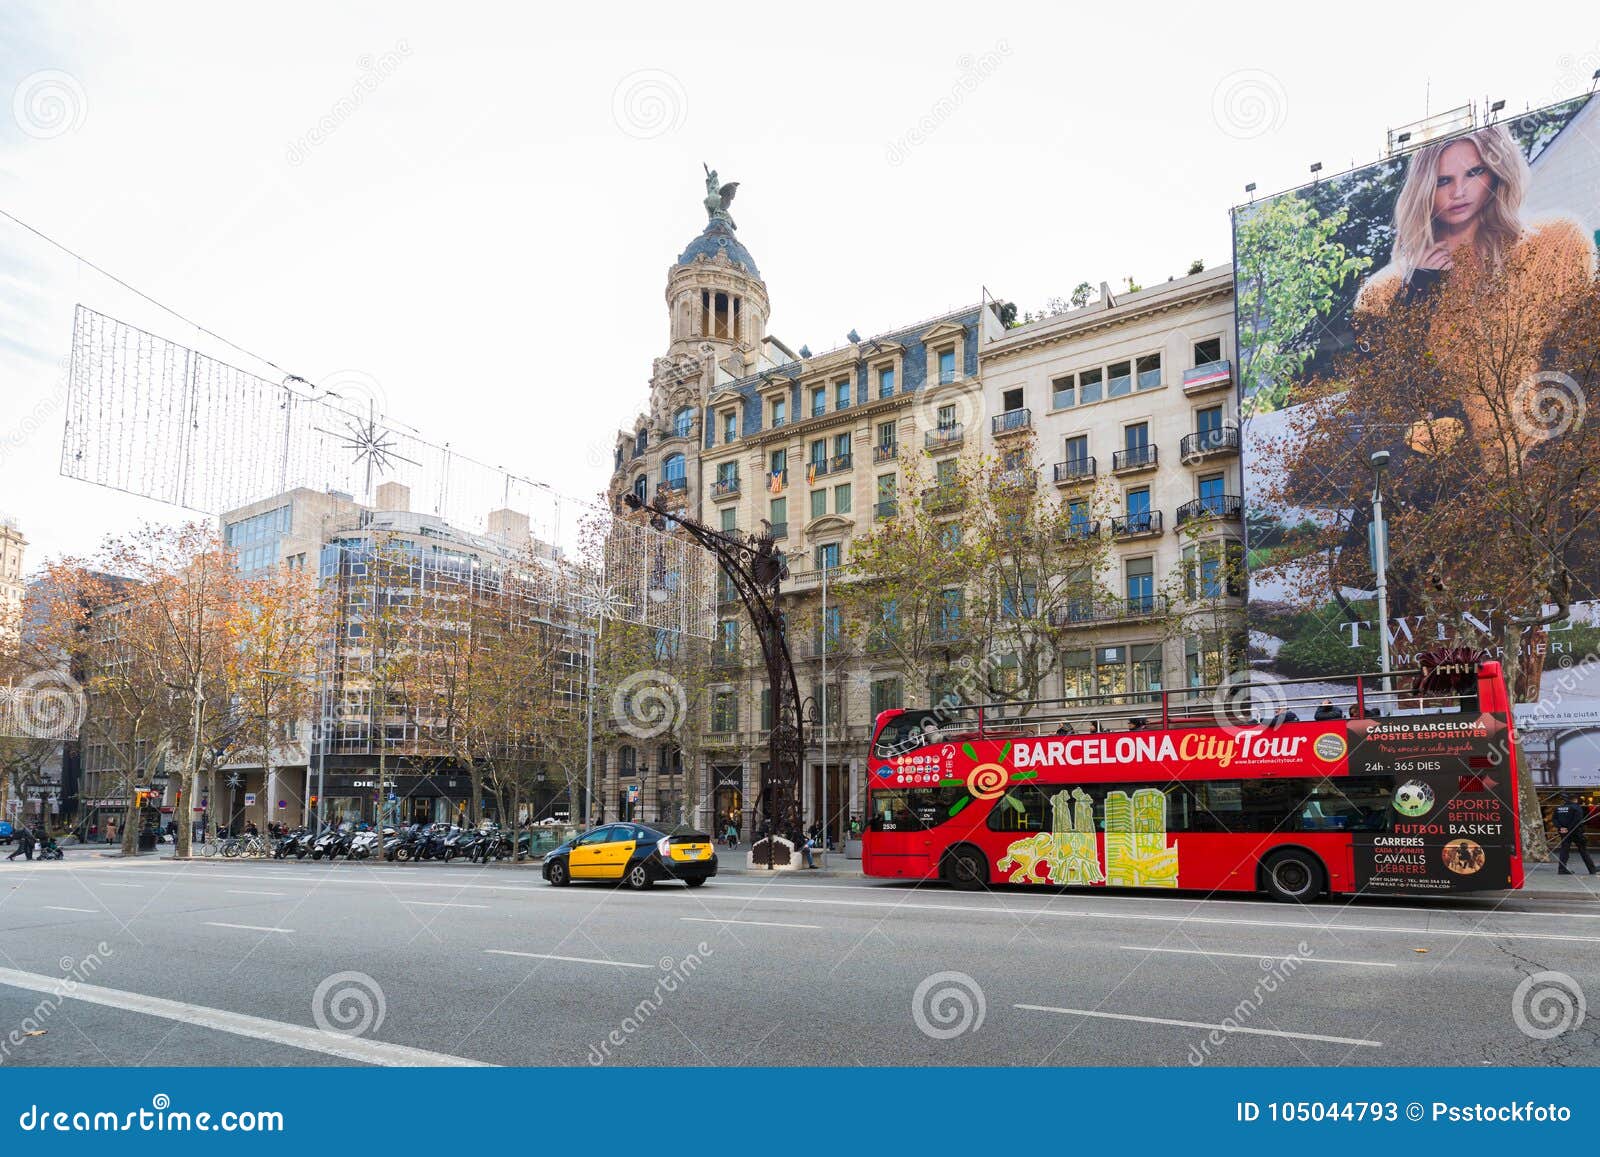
xmin=1355 ymin=125 xmax=1595 ymax=458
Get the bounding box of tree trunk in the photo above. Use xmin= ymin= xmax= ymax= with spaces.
xmin=1498 ymin=623 xmax=1550 ymax=861
xmin=120 ymin=791 xmax=138 ymax=856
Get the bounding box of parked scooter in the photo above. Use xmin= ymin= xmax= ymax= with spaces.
xmin=274 ymin=827 xmax=314 ymax=859
xmin=385 ymin=824 xmax=427 ymax=862
xmin=310 ymin=824 xmax=352 ymax=860
xmin=348 ymin=829 xmax=381 ymax=859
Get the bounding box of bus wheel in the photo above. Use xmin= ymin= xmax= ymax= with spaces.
xmin=943 ymin=847 xmax=990 ymax=891
xmin=1261 ymin=850 xmax=1325 ymax=902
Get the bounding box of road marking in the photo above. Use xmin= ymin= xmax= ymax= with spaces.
xmin=1119 ymin=945 xmax=1398 ymax=968
xmin=681 ymin=917 xmax=821 ymax=930
xmin=0 ymin=964 xmax=488 ymax=1066
xmin=400 ymin=900 xmax=490 ymax=909
xmin=1015 ymin=1003 xmax=1383 ymax=1048
xmin=205 ymin=921 xmax=293 ymax=933
xmin=91 ymin=882 xmax=142 ymax=889
xmin=226 ymin=890 xmax=286 ymax=897
xmin=43 ymin=905 xmax=98 ymax=913
xmin=484 ymin=949 xmax=650 ymax=969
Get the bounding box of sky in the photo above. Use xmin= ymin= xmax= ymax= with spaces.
xmin=1 ymin=0 xmax=1596 ymax=570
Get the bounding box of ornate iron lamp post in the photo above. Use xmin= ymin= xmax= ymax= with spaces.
xmin=621 ymin=492 xmax=803 ymax=868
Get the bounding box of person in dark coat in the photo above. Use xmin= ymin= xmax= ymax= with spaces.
xmin=1313 ymin=699 xmax=1343 ymax=721
xmin=7 ymin=827 xmax=35 ymax=861
xmin=1552 ymin=794 xmax=1598 ymax=875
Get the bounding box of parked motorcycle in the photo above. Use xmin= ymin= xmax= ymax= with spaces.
xmin=310 ymin=824 xmax=352 ymax=860
xmin=274 ymin=828 xmax=314 ymax=859
xmin=385 ymin=824 xmax=427 ymax=862
xmin=348 ymin=829 xmax=381 ymax=859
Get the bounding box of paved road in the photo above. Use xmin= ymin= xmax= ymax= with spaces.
xmin=0 ymin=856 xmax=1596 ymax=1067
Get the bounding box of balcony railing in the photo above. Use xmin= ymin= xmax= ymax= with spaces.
xmin=710 ymin=476 xmax=741 ymax=499
xmin=1053 ymin=457 xmax=1096 ymax=484
xmin=923 ymin=484 xmax=966 ymax=513
xmin=873 ymin=499 xmax=898 ymax=521
xmin=657 ymin=477 xmax=688 ymax=495
xmin=712 ymin=647 xmax=741 ymax=668
xmin=1179 ymin=425 xmax=1240 ymax=463
xmin=764 ymin=468 xmax=789 ymax=491
xmin=873 ymin=443 xmax=899 ymax=463
xmin=1111 ymin=444 xmax=1159 ymax=473
xmin=997 ymin=467 xmax=1036 ymax=490
xmin=807 ymin=457 xmax=829 ymax=479
xmin=1110 ymin=510 xmax=1163 ymax=538
xmin=1182 ymin=359 xmax=1233 ymax=395
xmin=1176 ymin=494 xmax=1244 ymax=526
xmin=1050 ymin=594 xmax=1168 ymax=628
xmin=926 ymin=425 xmax=964 ymax=450
xmin=992 ymin=408 xmax=1032 ymax=436
xmin=1056 ymin=519 xmax=1101 ymax=542
xmin=831 ymin=452 xmax=853 ymax=472
xmin=938 ymin=367 xmax=959 ymax=385
xmin=767 ymin=521 xmax=788 ymax=539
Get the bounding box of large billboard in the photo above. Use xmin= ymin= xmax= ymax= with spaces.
xmin=1233 ymin=94 xmax=1600 ymax=791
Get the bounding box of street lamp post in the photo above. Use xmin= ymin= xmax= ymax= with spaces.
xmin=621 ymin=493 xmax=802 ymax=870
xmin=1370 ymin=450 xmax=1393 ymax=700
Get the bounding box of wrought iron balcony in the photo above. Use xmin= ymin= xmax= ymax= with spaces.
xmin=873 ymin=499 xmax=898 ymax=521
xmin=922 ymin=484 xmax=966 ymax=513
xmin=710 ymin=476 xmax=741 ymax=500
xmin=1111 ymin=444 xmax=1159 ymax=474
xmin=997 ymin=467 xmax=1036 ymax=490
xmin=1055 ymin=519 xmax=1101 ymax=542
xmin=656 ymin=477 xmax=688 ymax=495
xmin=1053 ymin=457 xmax=1096 ymax=484
xmin=1182 ymin=359 xmax=1233 ymax=396
xmin=1110 ymin=510 xmax=1163 ymax=539
xmin=1179 ymin=425 xmax=1240 ymax=463
xmin=1050 ymin=594 xmax=1168 ymax=628
xmin=1176 ymin=494 xmax=1244 ymax=526
xmin=831 ymin=452 xmax=853 ymax=471
xmin=992 ymin=408 xmax=1032 ymax=436
xmin=925 ymin=425 xmax=964 ymax=450
xmin=873 ymin=443 xmax=899 ymax=463
xmin=767 ymin=521 xmax=788 ymax=539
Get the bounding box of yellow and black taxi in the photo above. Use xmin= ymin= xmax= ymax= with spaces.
xmin=542 ymin=823 xmax=717 ymax=889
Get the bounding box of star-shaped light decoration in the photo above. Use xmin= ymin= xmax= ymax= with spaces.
xmin=340 ymin=416 xmax=404 ymax=475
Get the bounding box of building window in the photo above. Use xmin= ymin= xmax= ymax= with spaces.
xmin=1107 ymin=360 xmax=1132 ymax=399
xmin=1000 ymin=581 xmax=1037 ymax=621
xmin=631 ymin=475 xmax=647 ymax=503
xmin=1079 ymin=367 xmax=1103 ymax=405
xmin=634 ymin=429 xmax=648 ymax=456
xmin=1193 ymin=337 xmax=1222 ymax=365
xmin=722 ymin=410 xmax=737 ymax=443
xmin=1136 ymin=353 xmax=1162 ymax=390
xmin=1065 ymin=434 xmax=1089 ymax=469
xmin=716 ymin=460 xmax=737 ymax=486
xmin=935 ymin=457 xmax=958 ymax=487
xmin=771 ymin=396 xmax=787 ymax=428
xmin=877 ymin=364 xmax=895 ymax=398
xmin=816 ymin=541 xmax=842 ymax=570
xmin=937 ymin=403 xmax=957 ymax=430
xmin=938 ymin=521 xmax=960 ymax=549
xmin=811 ymin=489 xmax=827 ymax=519
xmin=936 ymin=588 xmax=963 ymax=638
xmin=1051 ymin=374 xmax=1076 ymax=409
xmin=1132 ymin=644 xmax=1164 ymax=696
xmin=834 ymin=482 xmax=851 ymax=514
xmin=938 ymin=347 xmax=956 ymax=384
xmin=1185 ymin=540 xmax=1244 ymax=599
xmin=1002 ymin=387 xmax=1024 ymax=412
xmin=720 ymin=508 xmax=737 ymax=532
xmin=870 ymin=677 xmax=903 ymax=716
xmin=760 ymin=688 xmax=773 ymax=731
xmin=1125 ymin=422 xmax=1148 ymax=452
xmin=835 ymin=379 xmax=850 ymax=410
xmin=1126 ymin=486 xmax=1151 ymax=518
xmin=1067 ymin=500 xmax=1092 ymax=537
xmin=662 ymin=453 xmax=686 ymax=488
xmin=1186 ymin=636 xmax=1227 ymax=687
xmin=711 ymin=692 xmax=738 ymax=733
xmin=1126 ymin=557 xmax=1155 ymax=612
xmin=1199 ymin=472 xmax=1226 ymax=512
xmin=1197 ymin=404 xmax=1223 ymax=435
xmin=876 ymin=421 xmax=897 ymax=451
xmin=618 ymin=745 xmax=637 ymax=776
xmin=770 ymin=448 xmax=787 ymax=477
xmin=769 ymin=496 xmax=787 ymax=530
xmin=833 ymin=431 xmax=851 ymax=462
xmin=672 ymin=407 xmax=695 ymax=439
xmin=811 ymin=387 xmax=827 ymax=418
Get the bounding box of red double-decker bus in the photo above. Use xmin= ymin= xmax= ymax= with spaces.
xmin=862 ymin=658 xmax=1522 ymax=901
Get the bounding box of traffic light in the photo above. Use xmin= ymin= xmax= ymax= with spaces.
xmin=309 ymin=795 xmax=318 ymax=807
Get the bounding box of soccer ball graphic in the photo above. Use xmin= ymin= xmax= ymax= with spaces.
xmin=1393 ymin=780 xmax=1436 ymax=818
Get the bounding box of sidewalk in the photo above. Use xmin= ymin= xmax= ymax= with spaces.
xmin=1518 ymin=860 xmax=1600 ymax=901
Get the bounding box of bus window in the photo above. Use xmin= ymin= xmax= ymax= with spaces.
xmin=988 ymin=784 xmax=1051 ymax=833
xmin=1295 ymin=777 xmax=1392 ymax=832
xmin=873 ymin=711 xmax=946 ymax=757
xmin=869 ymin=785 xmax=968 ymax=831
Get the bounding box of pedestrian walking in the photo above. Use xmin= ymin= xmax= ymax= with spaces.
xmin=724 ymin=819 xmax=739 ymax=848
xmin=800 ymin=831 xmax=818 ymax=869
xmin=1552 ymin=794 xmax=1598 ymax=875
xmin=7 ymin=826 xmax=34 ymax=861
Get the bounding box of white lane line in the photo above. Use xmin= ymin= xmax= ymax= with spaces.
xmin=226 ymin=890 xmax=286 ymax=897
xmin=1119 ymin=945 xmax=1398 ymax=968
xmin=72 ymin=867 xmax=1600 ymax=942
xmin=43 ymin=905 xmax=98 ymax=913
xmin=1016 ymin=1003 xmax=1383 ymax=1048
xmin=91 ymin=883 xmax=142 ymax=889
xmin=682 ymin=916 xmax=821 ymax=930
xmin=0 ymin=964 xmax=487 ymax=1066
xmin=399 ymin=900 xmax=490 ymax=909
xmin=484 ymin=949 xmax=650 ymax=969
xmin=205 ymin=921 xmax=293 ymax=933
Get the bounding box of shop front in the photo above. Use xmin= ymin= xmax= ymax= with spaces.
xmin=712 ymin=765 xmax=743 ymax=842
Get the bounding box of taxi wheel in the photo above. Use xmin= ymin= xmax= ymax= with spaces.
xmin=548 ymin=858 xmax=570 ymax=887
xmin=625 ymin=862 xmax=654 ymax=890
xmin=684 ymin=877 xmax=706 ymax=888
